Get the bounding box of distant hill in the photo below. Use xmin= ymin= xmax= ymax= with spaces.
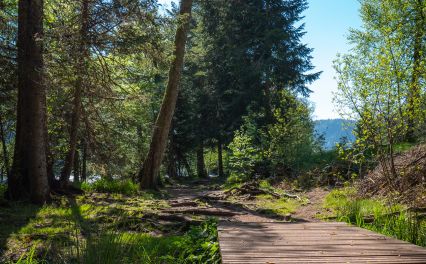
xmin=314 ymin=119 xmax=356 ymax=150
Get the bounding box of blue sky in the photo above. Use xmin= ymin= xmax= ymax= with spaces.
xmin=158 ymin=0 xmax=362 ymax=120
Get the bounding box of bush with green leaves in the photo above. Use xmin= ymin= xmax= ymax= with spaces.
xmin=227 ymin=91 xmax=322 ymax=183
xmin=267 ymin=91 xmax=320 ymax=174
xmin=228 ymin=127 xmax=264 ymax=182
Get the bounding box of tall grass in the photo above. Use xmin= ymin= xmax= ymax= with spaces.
xmin=80 ymin=220 xmax=220 ymax=264
xmin=13 ymin=220 xmax=221 ymax=264
xmin=81 ymin=179 xmax=139 ymax=195
xmin=325 ymin=188 xmax=426 ymax=247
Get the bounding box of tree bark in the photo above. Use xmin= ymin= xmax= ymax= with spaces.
xmin=196 ymin=142 xmax=207 ymax=178
xmin=166 ymin=139 xmax=178 ymax=178
xmin=60 ymin=0 xmax=89 ymax=187
xmin=81 ymin=139 xmax=87 ymax=182
xmin=8 ymin=0 xmax=49 ymax=203
xmin=406 ymin=0 xmax=425 ymax=142
xmin=217 ymin=139 xmax=224 ymax=178
xmin=0 ymin=114 xmax=10 ymax=179
xmin=73 ymin=149 xmax=80 ymax=182
xmin=138 ymin=0 xmax=193 ymax=189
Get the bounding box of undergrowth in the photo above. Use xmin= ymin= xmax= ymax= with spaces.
xmin=80 ymin=220 xmax=220 ymax=264
xmin=81 ymin=179 xmax=139 ymax=196
xmin=12 ymin=220 xmax=220 ymax=264
xmin=324 ymin=188 xmax=426 ymax=247
xmin=0 ymin=190 xmax=220 ymax=264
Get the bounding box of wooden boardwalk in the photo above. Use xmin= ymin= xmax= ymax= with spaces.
xmin=218 ymin=221 xmax=426 ymax=263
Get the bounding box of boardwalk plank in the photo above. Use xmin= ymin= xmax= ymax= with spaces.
xmin=218 ymin=222 xmax=426 ymax=264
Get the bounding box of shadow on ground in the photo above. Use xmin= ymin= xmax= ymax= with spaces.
xmin=0 ymin=200 xmax=41 ymax=262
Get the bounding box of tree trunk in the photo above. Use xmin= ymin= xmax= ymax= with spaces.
xmin=217 ymin=139 xmax=224 ymax=178
xmin=81 ymin=139 xmax=87 ymax=182
xmin=8 ymin=0 xmax=49 ymax=203
xmin=406 ymin=0 xmax=425 ymax=142
xmin=182 ymin=155 xmax=192 ymax=177
xmin=0 ymin=114 xmax=10 ymax=179
xmin=73 ymin=149 xmax=80 ymax=183
xmin=196 ymin=142 xmax=207 ymax=178
xmin=138 ymin=0 xmax=193 ymax=189
xmin=44 ymin=102 xmax=55 ymax=188
xmin=166 ymin=139 xmax=178 ymax=178
xmin=60 ymin=0 xmax=89 ymax=187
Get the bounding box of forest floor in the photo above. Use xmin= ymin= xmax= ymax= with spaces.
xmin=164 ymin=180 xmax=331 ymax=223
xmin=0 ymin=180 xmax=332 ymax=263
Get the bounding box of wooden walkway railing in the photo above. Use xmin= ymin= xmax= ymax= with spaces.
xmin=218 ymin=221 xmax=426 ymax=263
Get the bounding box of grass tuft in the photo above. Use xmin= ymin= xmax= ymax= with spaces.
xmin=324 ymin=188 xmax=426 ymax=247
xmin=81 ymin=179 xmax=139 ymax=196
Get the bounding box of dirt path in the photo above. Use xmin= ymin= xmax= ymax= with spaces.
xmin=164 ymin=183 xmax=330 ymax=223
xmin=292 ymin=187 xmax=330 ymax=222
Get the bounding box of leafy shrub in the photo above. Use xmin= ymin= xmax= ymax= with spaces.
xmin=177 ymin=219 xmax=221 ymax=263
xmin=81 ymin=179 xmax=139 ymax=195
xmin=0 ymin=183 xmax=6 ymax=196
xmin=227 ymin=91 xmax=323 ymax=183
xmin=228 ymin=115 xmax=268 ymax=183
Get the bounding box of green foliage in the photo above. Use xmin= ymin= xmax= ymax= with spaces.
xmin=267 ymin=91 xmax=320 ymax=173
xmin=81 ymin=179 xmax=139 ymax=196
xmin=324 ymin=188 xmax=426 ymax=247
xmin=0 ymin=183 xmax=6 ymax=196
xmin=2 ymin=192 xmax=219 ymax=264
xmin=255 ymin=195 xmax=300 ymax=216
xmin=394 ymin=142 xmax=417 ymax=154
xmin=228 ymin=114 xmax=267 ymax=182
xmin=334 ymin=0 xmax=426 ymax=179
xmin=13 ymin=220 xmax=220 ymax=264
xmin=14 ymin=245 xmax=46 ymax=264
xmin=82 ymin=220 xmax=220 ymax=264
xmin=175 ymin=220 xmax=221 ymax=264
xmin=227 ymin=91 xmax=322 ymax=183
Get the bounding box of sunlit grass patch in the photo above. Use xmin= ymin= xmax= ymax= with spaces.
xmin=323 ymin=188 xmax=426 ymax=247
xmin=81 ymin=179 xmax=139 ymax=196
xmin=1 ymin=187 xmax=220 ymax=264
xmin=11 ymin=219 xmax=221 ymax=264
xmin=255 ymin=194 xmax=300 ymax=216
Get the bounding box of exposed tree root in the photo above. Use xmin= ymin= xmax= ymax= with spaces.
xmin=162 ymin=208 xmax=242 ymax=216
xmin=168 ymin=200 xmax=199 ymax=207
xmin=224 ymin=181 xmax=300 ymax=200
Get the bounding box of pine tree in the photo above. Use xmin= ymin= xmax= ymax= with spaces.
xmin=8 ymin=0 xmax=50 ymax=203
